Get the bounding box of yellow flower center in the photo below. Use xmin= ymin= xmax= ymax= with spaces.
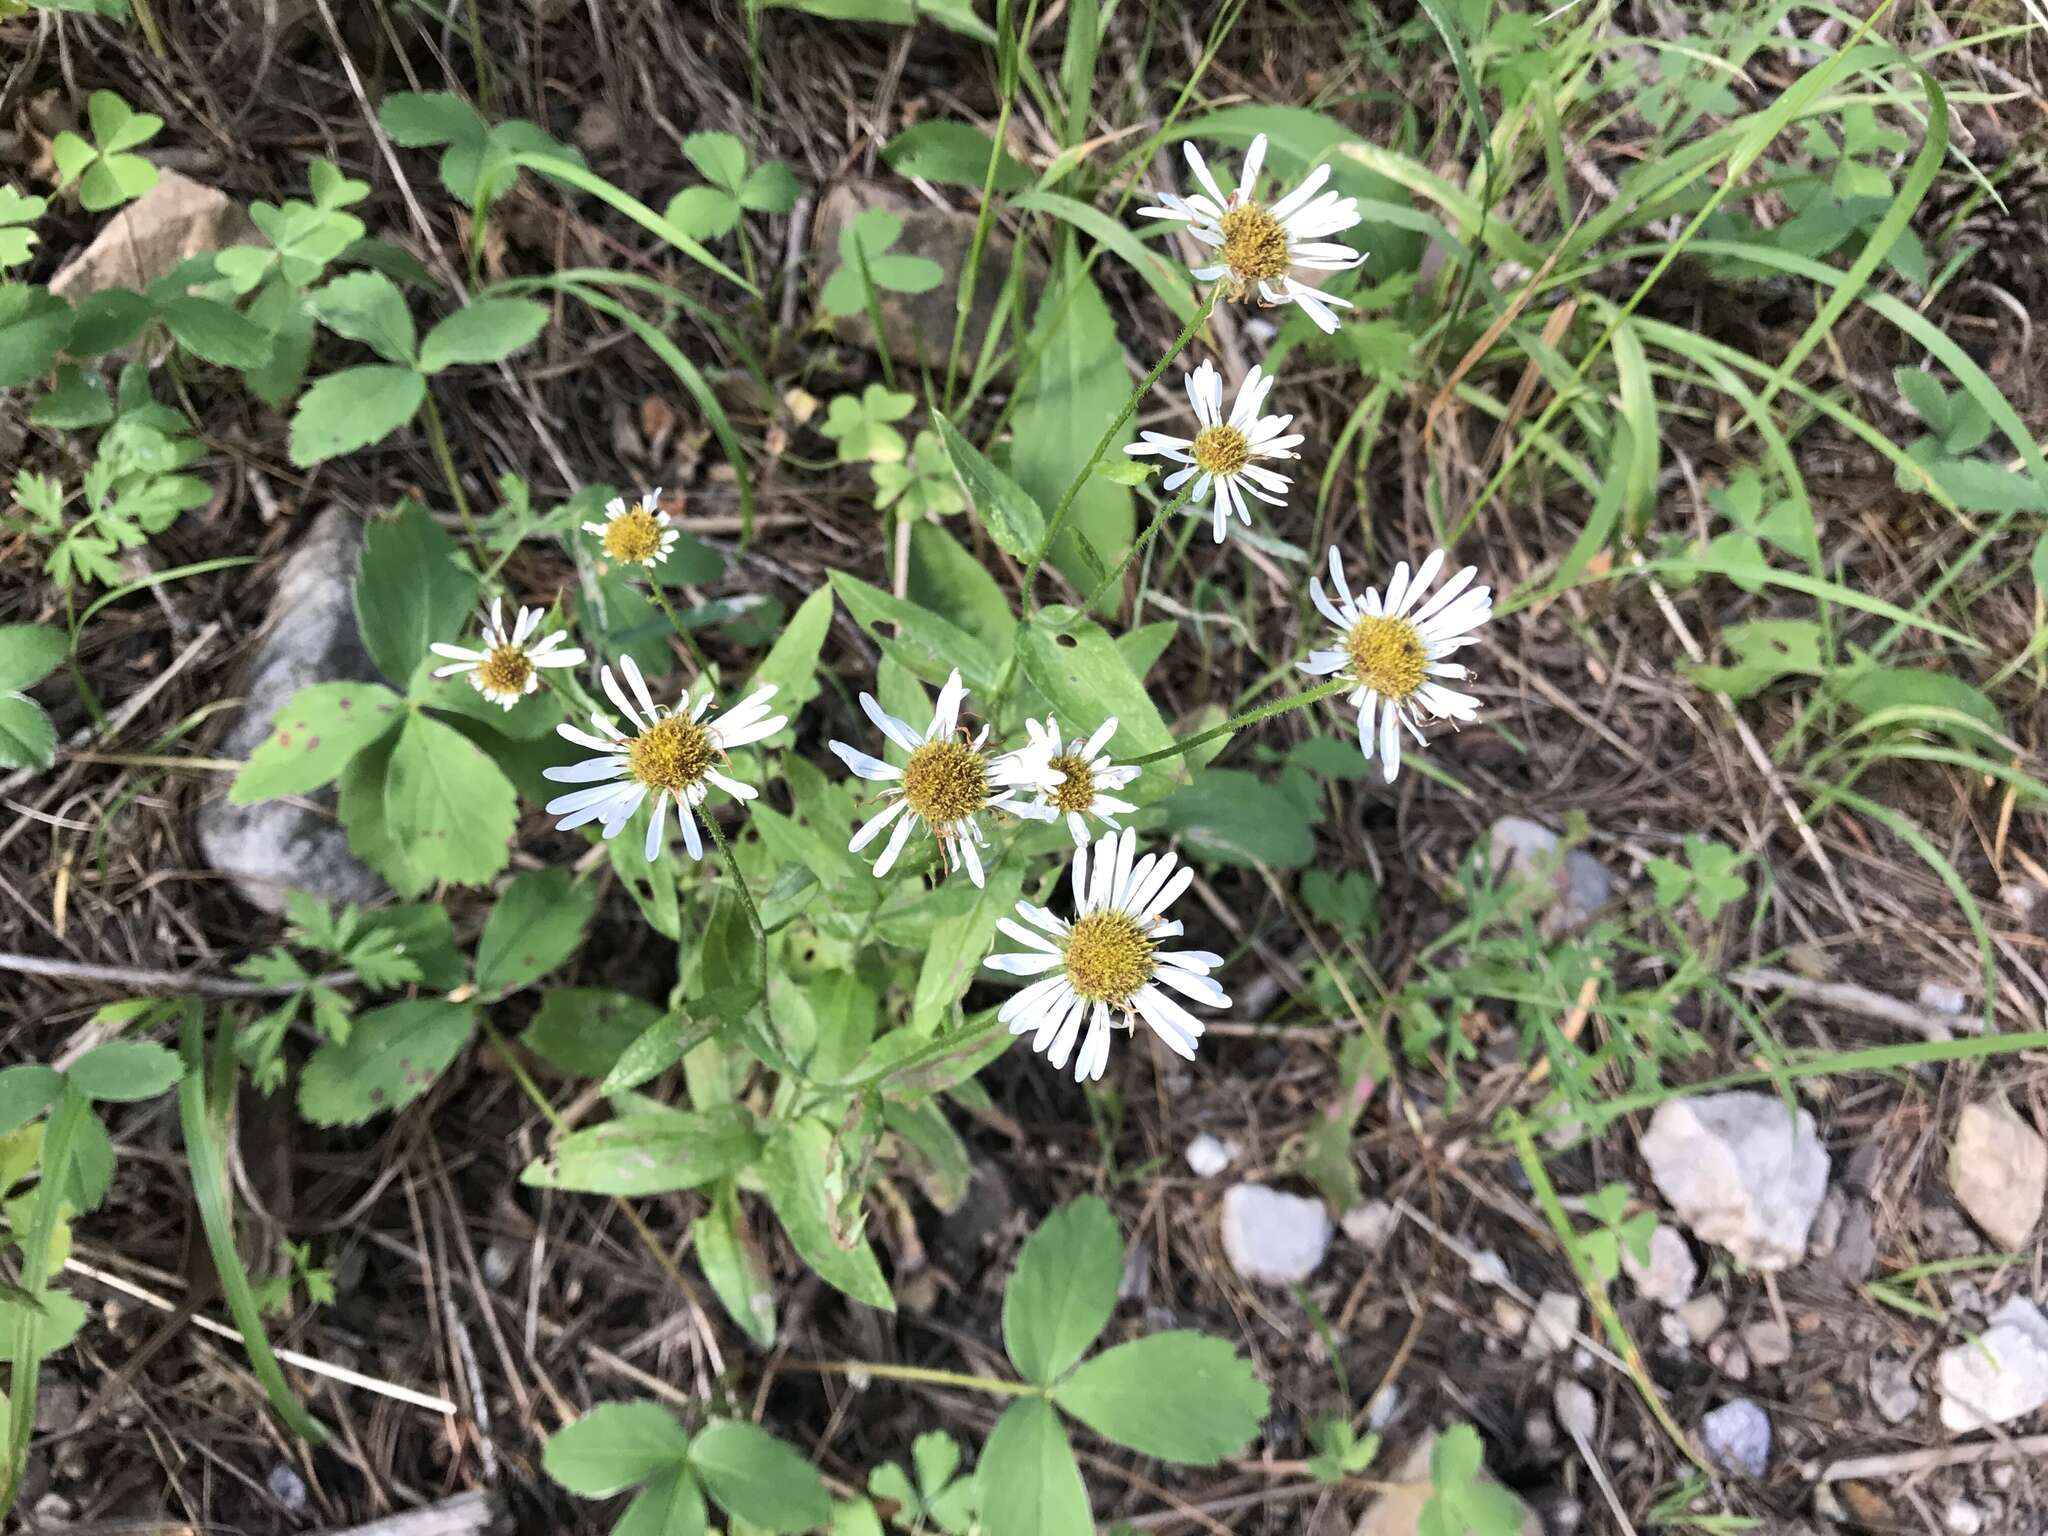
xmin=1048 ymin=753 xmax=1096 ymax=815
xmin=900 ymin=740 xmax=988 ymax=826
xmin=474 ymin=644 xmax=533 ymax=699
xmin=1345 ymin=615 xmax=1428 ymax=702
xmin=602 ymin=505 xmax=665 ymax=565
xmin=626 ymin=715 xmax=714 ymax=794
xmin=1062 ymin=911 xmax=1155 ymax=1006
xmin=1190 ymin=424 xmax=1251 ymax=478
xmin=1218 ymin=203 xmax=1291 ymax=283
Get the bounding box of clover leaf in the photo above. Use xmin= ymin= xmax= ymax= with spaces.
xmin=51 ymin=91 xmax=162 ymax=212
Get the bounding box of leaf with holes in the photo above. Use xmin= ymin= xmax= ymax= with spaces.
xmin=297 ymin=999 xmax=475 ymax=1126
xmin=230 ymin=681 xmax=404 ymax=803
xmin=521 ymin=1106 xmax=763 ymax=1196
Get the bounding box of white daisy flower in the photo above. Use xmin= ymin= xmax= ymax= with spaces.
xmin=1124 ymin=360 xmax=1302 ymax=542
xmin=1299 ymin=547 xmax=1491 ymax=783
xmin=1017 ymin=716 xmax=1141 ymax=847
xmin=582 ymin=487 xmax=681 ymax=568
xmin=428 ymin=597 xmax=586 ymax=709
xmin=984 ymin=826 xmax=1229 ymax=1083
xmin=1139 ymin=133 xmax=1365 ymax=334
xmin=542 ymin=655 xmax=786 ymax=862
xmin=827 ymin=668 xmax=1060 ymax=888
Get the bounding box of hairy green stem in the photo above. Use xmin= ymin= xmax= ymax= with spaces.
xmin=645 ymin=581 xmax=714 ymax=680
xmin=1082 ymin=481 xmax=1197 ymax=617
xmin=419 ymin=392 xmax=481 ymax=559
xmin=1018 ymin=296 xmax=1214 ymax=604
xmin=1127 ymin=677 xmax=1353 ymax=766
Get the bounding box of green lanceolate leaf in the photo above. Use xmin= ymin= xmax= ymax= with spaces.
xmin=1017 ymin=615 xmax=1175 ymax=797
xmin=688 ymin=1420 xmax=831 ymax=1533
xmin=542 ymin=1401 xmax=692 ymax=1497
xmin=475 ymin=869 xmax=595 ymax=993
xmin=693 ymin=1185 xmax=776 ymax=1349
xmin=520 ymin=1106 xmax=762 ymax=1196
xmin=975 ymin=1397 xmax=1090 ymax=1536
xmin=229 ymin=681 xmax=404 ymax=803
xmin=298 ymin=999 xmax=475 ymax=1126
xmin=1002 ymin=1196 xmax=1122 ymax=1385
xmin=1050 ymin=1333 xmax=1269 ymax=1463
xmin=759 ymin=1116 xmax=894 ymax=1311
xmin=933 ymin=412 xmax=1046 ymax=563
xmin=829 ymin=571 xmax=996 ymax=692
xmin=381 ymin=713 xmax=517 ymax=888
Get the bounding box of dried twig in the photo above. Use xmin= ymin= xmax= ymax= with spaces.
xmin=1729 ymin=965 xmax=1980 ymax=1041
xmin=0 ymin=950 xmax=354 ymax=997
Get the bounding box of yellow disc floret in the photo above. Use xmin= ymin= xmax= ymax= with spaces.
xmin=1062 ymin=911 xmax=1156 ymax=1006
xmin=474 ymin=645 xmax=534 ymax=699
xmin=1218 ymin=203 xmax=1291 ymax=284
xmin=900 ymin=740 xmax=988 ymax=825
xmin=602 ymin=505 xmax=665 ymax=565
xmin=1190 ymin=424 xmax=1251 ymax=479
xmin=1345 ymin=614 xmax=1428 ymax=702
xmin=1048 ymin=754 xmax=1096 ymax=815
xmin=627 ymin=715 xmax=714 ymax=794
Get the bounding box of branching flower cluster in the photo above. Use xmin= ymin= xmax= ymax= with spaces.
xmin=432 ymin=134 xmax=1495 ymax=1085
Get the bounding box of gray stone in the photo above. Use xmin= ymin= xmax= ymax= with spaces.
xmin=1622 ymin=1225 xmax=1697 ymax=1307
xmin=1868 ymin=1356 xmax=1921 ymax=1425
xmin=1700 ymin=1399 xmax=1771 ymax=1477
xmin=1184 ymin=1133 xmax=1236 ymax=1178
xmin=1522 ymin=1290 xmax=1579 ymax=1358
xmin=266 ymin=1463 xmax=308 ymax=1514
xmin=1219 ymin=1184 xmax=1330 ymax=1286
xmin=1945 ymin=1499 xmax=1985 ymax=1536
xmin=51 ymin=169 xmax=259 ymax=300
xmin=1640 ymin=1092 xmax=1830 ymax=1270
xmin=1949 ymin=1099 xmax=2048 ymax=1251
xmin=813 ymin=182 xmax=1045 ymax=379
xmin=1707 ymin=1333 xmax=1750 ymax=1382
xmin=1342 ymin=1199 xmax=1398 ymax=1248
xmin=1938 ymin=1296 xmax=2048 ymax=1431
xmin=1485 ymin=816 xmax=1614 ymax=937
xmin=1742 ymin=1320 xmax=1792 ymax=1368
xmin=1677 ymin=1293 xmax=1727 ymax=1344
xmin=194 ymin=507 xmax=386 ymax=914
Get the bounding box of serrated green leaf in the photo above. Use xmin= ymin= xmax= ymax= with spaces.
xmin=1003 ymin=1196 xmax=1121 ymax=1385
xmin=475 ymin=869 xmax=594 ymax=993
xmin=288 ymin=365 xmax=425 ymax=465
xmin=740 ymin=160 xmax=799 ymax=214
xmin=1051 ymin=1333 xmax=1269 ymax=1462
xmin=542 ymin=1401 xmax=692 ymax=1497
xmin=683 ymin=131 xmax=748 ymax=190
xmin=378 ymin=91 xmax=486 ymax=148
xmin=297 ymin=999 xmax=475 ymax=1126
xmin=759 ymin=1117 xmax=893 ymax=1311
xmin=689 ymin=1420 xmax=830 ymax=1532
xmin=229 ymin=681 xmax=403 ymax=803
xmin=665 ymin=184 xmax=740 ymax=241
xmin=308 ymin=271 xmax=417 ymax=363
xmin=0 ymin=694 xmax=57 ymax=772
xmin=882 ymin=120 xmax=1030 ymax=192
xmin=0 ymin=285 xmax=72 ymax=389
xmin=975 ymin=1398 xmax=1090 ymax=1536
xmin=520 ymin=1105 xmax=762 ymax=1195
xmin=522 ymin=989 xmax=660 ymax=1079
xmin=417 ymin=298 xmax=548 ymax=371
xmin=65 ymin=290 xmax=151 ymax=357
xmin=157 ymin=297 xmax=272 ymax=368
xmin=381 ymin=714 xmax=515 ymax=887
xmin=65 ymin=1041 xmax=182 ymax=1102
xmin=337 ymin=730 xmax=432 ymax=898
xmin=616 ymin=1469 xmax=709 ymax=1536
xmin=0 ymin=1066 xmax=65 ymax=1135
xmin=353 ymin=501 xmax=478 ymax=687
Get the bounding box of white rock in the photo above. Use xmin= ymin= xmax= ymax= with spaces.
xmin=1918 ymin=981 xmax=1968 ymax=1015
xmin=1939 ymin=1297 xmax=2048 ymax=1430
xmin=1220 ymin=1184 xmax=1331 ymax=1286
xmin=1365 ymin=1385 xmax=1402 ymax=1432
xmin=1184 ymin=1133 xmax=1237 ymax=1178
xmin=1622 ymin=1225 xmax=1697 ymax=1306
xmin=1700 ymin=1399 xmax=1771 ymax=1477
xmin=1868 ymin=1356 xmax=1921 ymax=1425
xmin=1523 ymin=1290 xmax=1580 ymax=1358
xmin=1949 ymin=1100 xmax=2048 ymax=1252
xmin=1707 ymin=1334 xmax=1750 ymax=1382
xmin=1640 ymin=1092 xmax=1831 ymax=1270
xmin=1677 ymin=1293 xmax=1728 ymax=1344
xmin=1342 ymin=1199 xmax=1399 ymax=1248
xmin=1658 ymin=1312 xmax=1691 ymax=1351
xmin=1742 ymin=1320 xmax=1792 ymax=1368
xmin=1945 ymin=1499 xmax=1984 ymax=1535
xmin=1468 ymin=1249 xmax=1510 ymax=1287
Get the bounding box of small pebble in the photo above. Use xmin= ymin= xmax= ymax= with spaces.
xmin=1742 ymin=1319 xmax=1792 ymax=1367
xmin=1918 ymin=980 xmax=1967 ymax=1015
xmin=1219 ymin=1184 xmax=1331 ymax=1286
xmin=1945 ymin=1498 xmax=1985 ymax=1535
xmin=1341 ymin=1199 xmax=1398 ymax=1248
xmin=1184 ymin=1133 xmax=1236 ymax=1178
xmin=1366 ymin=1384 xmax=1402 ymax=1432
xmin=1700 ymin=1398 xmax=1772 ymax=1477
xmin=1622 ymin=1225 xmax=1697 ymax=1307
xmin=1523 ymin=1290 xmax=1580 ymax=1358
xmin=1468 ymin=1249 xmax=1509 ymax=1287
xmin=267 ymin=1464 xmax=308 ymax=1514
xmin=1867 ymin=1356 xmax=1921 ymax=1425
xmin=1659 ymin=1312 xmax=1692 ymax=1351
xmin=1552 ymin=1379 xmax=1597 ymax=1440
xmin=1493 ymin=1295 xmax=1529 ymax=1335
xmin=1678 ymin=1293 xmax=1727 ymax=1344
xmin=1707 ymin=1333 xmax=1751 ymax=1382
